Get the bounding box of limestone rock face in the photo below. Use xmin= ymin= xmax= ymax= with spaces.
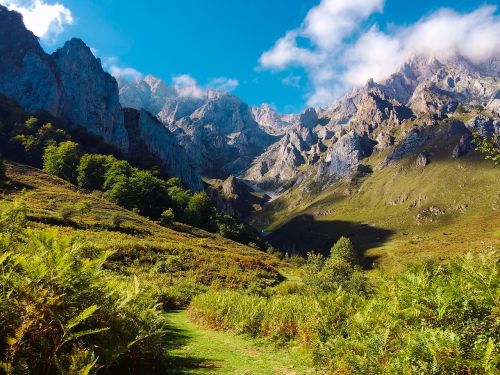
xmin=466 ymin=116 xmax=500 ymax=139
xmin=0 ymin=5 xmax=129 ymax=152
xmin=0 ymin=6 xmax=59 ymax=114
xmin=161 ymin=92 xmax=274 ymax=178
xmin=123 ymin=109 xmax=202 ymax=191
xmin=52 ymin=39 xmax=129 ymax=152
xmin=321 ymin=132 xmax=375 ymax=179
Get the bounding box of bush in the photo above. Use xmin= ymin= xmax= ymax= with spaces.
xmin=77 ymin=154 xmax=115 ymax=190
xmin=43 ymin=141 xmax=80 ymax=182
xmin=159 ymin=208 xmax=175 ymax=227
xmin=190 ymin=252 xmax=499 ymax=374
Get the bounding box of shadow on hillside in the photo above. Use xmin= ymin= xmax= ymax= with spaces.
xmin=162 ymin=311 xmax=217 ymax=374
xmin=266 ymin=215 xmax=395 ymax=269
xmin=29 ymin=215 xmax=152 ymax=235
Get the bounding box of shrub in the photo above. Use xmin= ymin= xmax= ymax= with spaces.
xmin=77 ymin=154 xmax=115 ymax=190
xmin=190 ymin=252 xmax=499 ymax=374
xmin=58 ymin=203 xmax=77 ymax=222
xmin=43 ymin=141 xmax=80 ymax=182
xmin=159 ymin=208 xmax=175 ymax=227
xmin=0 ymin=229 xmax=167 ymax=373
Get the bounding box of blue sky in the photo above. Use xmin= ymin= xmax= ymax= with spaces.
xmin=2 ymin=0 xmax=499 ymax=112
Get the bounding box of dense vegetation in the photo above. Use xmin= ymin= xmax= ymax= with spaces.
xmin=191 ymin=238 xmax=499 ymax=374
xmin=0 ymin=95 xmax=261 ymax=247
xmin=0 ymin=199 xmax=169 ymax=373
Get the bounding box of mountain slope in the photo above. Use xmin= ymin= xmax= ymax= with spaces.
xmin=253 ymin=119 xmax=500 ymax=269
xmin=2 ymin=161 xmax=281 ymax=288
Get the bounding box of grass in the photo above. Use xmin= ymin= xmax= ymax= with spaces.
xmin=165 ymin=310 xmax=311 ymax=375
xmin=1 ymin=161 xmax=283 ymax=290
xmin=254 ymin=128 xmax=500 ymax=270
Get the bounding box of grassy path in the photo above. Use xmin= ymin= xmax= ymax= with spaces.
xmin=164 ymin=310 xmax=311 ymax=375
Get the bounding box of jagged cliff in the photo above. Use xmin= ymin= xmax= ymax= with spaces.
xmin=0 ymin=5 xmax=202 ymax=190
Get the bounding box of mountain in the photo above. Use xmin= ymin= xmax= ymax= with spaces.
xmin=243 ymin=54 xmax=500 ymax=195
xmin=0 ymin=5 xmax=202 ymax=190
xmin=247 ymin=55 xmax=499 ymax=261
xmin=118 ymin=77 xmax=275 ymax=178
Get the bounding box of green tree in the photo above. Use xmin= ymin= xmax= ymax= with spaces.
xmin=43 ymin=141 xmax=80 ymax=182
xmin=159 ymin=208 xmax=175 ymax=227
xmin=103 ymin=160 xmax=135 ymax=190
xmin=77 ymin=154 xmax=115 ymax=190
xmin=473 ymin=133 xmax=500 ymax=165
xmin=186 ymin=192 xmax=213 ymax=227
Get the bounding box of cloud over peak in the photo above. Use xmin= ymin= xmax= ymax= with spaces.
xmin=259 ymin=0 xmax=500 ymax=107
xmin=0 ymin=0 xmax=73 ymax=42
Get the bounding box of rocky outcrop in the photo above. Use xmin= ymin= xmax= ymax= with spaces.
xmin=0 ymin=5 xmax=129 ymax=152
xmin=319 ymin=132 xmax=375 ymax=179
xmin=52 ymin=39 xmax=129 ymax=151
xmin=452 ymin=134 xmax=472 ymax=158
xmin=118 ymin=75 xmax=177 ymax=115
xmin=161 ymin=92 xmax=274 ymax=178
xmin=123 ymin=109 xmax=202 ymax=191
xmin=466 ymin=116 xmax=500 ymax=139
xmin=0 ymin=6 xmax=59 ymax=114
xmin=251 ymin=103 xmax=293 ymax=135
xmin=415 ymin=152 xmax=431 ymax=169
xmin=207 ymin=176 xmax=270 ymax=220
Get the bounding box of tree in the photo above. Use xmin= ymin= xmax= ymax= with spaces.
xmin=43 ymin=141 xmax=80 ymax=182
xmin=186 ymin=192 xmax=213 ymax=227
xmin=103 ymin=160 xmax=135 ymax=190
xmin=473 ymin=133 xmax=500 ymax=165
xmin=77 ymin=154 xmax=115 ymax=190
xmin=159 ymin=208 xmax=175 ymax=227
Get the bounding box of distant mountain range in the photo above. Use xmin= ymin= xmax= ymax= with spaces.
xmin=0 ymin=3 xmax=499 ymax=253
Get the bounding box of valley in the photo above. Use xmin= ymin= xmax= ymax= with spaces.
xmin=0 ymin=1 xmax=498 ymax=374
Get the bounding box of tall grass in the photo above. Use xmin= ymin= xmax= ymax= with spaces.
xmin=190 ymin=253 xmax=499 ymax=374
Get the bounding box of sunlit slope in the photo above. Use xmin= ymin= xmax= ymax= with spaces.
xmin=255 ymin=133 xmax=500 ymax=270
xmin=2 ymin=161 xmax=281 ymax=288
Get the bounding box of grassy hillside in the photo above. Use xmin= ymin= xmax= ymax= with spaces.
xmin=254 ymin=127 xmax=500 ymax=270
xmin=1 ymin=161 xmax=282 ymax=291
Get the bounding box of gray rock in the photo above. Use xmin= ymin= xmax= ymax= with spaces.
xmin=416 ymin=152 xmax=431 ymax=168
xmin=52 ymin=39 xmax=129 ymax=152
xmin=466 ymin=116 xmax=498 ymax=138
xmin=123 ymin=109 xmax=202 ymax=191
xmin=452 ymin=134 xmax=473 ymax=158
xmin=322 ymin=132 xmax=375 ymax=179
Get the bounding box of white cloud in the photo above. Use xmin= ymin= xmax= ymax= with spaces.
xmin=259 ymin=1 xmax=500 ymax=107
xmin=207 ymin=77 xmax=239 ymax=92
xmin=0 ymin=0 xmax=73 ymax=42
xmin=103 ymin=57 xmax=143 ymax=81
xmin=172 ymin=74 xmax=205 ymax=98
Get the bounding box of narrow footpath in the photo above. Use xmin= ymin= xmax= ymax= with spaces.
xmin=164 ymin=310 xmax=312 ymax=375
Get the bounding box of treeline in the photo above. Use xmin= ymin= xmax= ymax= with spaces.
xmin=0 ymin=96 xmax=260 ymax=245
xmin=190 ymin=238 xmax=499 ymax=374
